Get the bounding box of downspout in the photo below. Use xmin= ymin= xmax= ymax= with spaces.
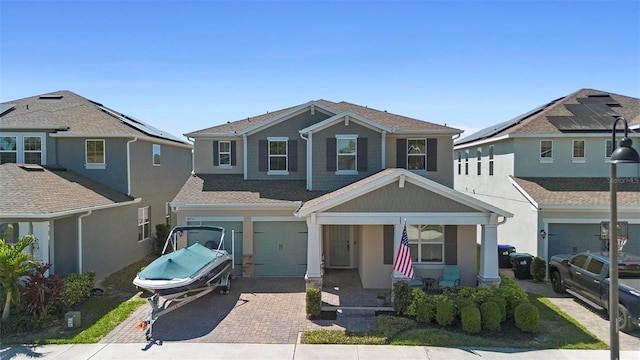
xmin=300 ymin=132 xmax=311 ymax=190
xmin=77 ymin=210 xmax=92 ymax=273
xmin=126 ymin=137 xmax=138 ymax=196
xmin=243 ymin=134 xmax=248 ymax=180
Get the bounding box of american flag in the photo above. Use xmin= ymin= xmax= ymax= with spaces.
xmin=393 ymin=223 xmax=414 ymax=279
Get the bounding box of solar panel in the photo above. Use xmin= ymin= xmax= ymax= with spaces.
xmin=0 ymin=103 xmax=15 ymax=117
xmin=565 ymin=103 xmax=619 ymax=117
xmin=577 ymin=95 xmax=619 ymax=106
xmin=547 ymin=116 xmax=615 ymax=131
xmin=96 ymin=105 xmax=187 ymax=143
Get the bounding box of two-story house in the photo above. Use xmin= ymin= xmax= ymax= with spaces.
xmin=0 ymin=91 xmax=193 ymax=279
xmin=454 ymin=89 xmax=640 ymax=266
xmin=172 ymin=100 xmax=512 ymax=290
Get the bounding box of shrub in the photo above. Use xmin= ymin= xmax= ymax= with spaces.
xmin=19 ymin=263 xmax=64 ymax=329
xmin=460 ymin=305 xmax=481 ymax=334
xmin=376 ymin=315 xmax=416 ymax=339
xmin=392 ymin=281 xmax=411 ymax=315
xmin=406 ymin=289 xmax=435 ymax=324
xmin=531 ymin=257 xmax=546 ymax=282
xmin=514 ymin=302 xmax=539 ymax=333
xmin=62 ymin=271 xmax=95 ymax=309
xmin=305 ymin=287 xmax=321 ymax=319
xmin=480 ymin=301 xmax=501 ymax=331
xmin=455 ymin=296 xmax=476 ymax=318
xmin=486 ymin=296 xmax=507 ymax=322
xmin=434 ymin=295 xmax=455 ymax=326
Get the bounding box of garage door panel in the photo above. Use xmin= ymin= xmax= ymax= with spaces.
xmin=548 ymin=224 xmax=604 ymax=258
xmin=254 ymin=222 xmax=307 ymax=277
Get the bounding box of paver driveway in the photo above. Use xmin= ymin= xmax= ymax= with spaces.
xmin=101 ymin=277 xmax=377 ymax=344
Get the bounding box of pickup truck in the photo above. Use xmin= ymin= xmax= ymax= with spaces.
xmin=548 ymin=251 xmax=640 ymax=332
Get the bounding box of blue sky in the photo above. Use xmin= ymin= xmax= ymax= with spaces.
xmin=1 ymin=1 xmax=639 ymax=141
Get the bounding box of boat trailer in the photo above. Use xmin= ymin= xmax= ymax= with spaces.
xmin=137 ymin=270 xmax=232 ymax=341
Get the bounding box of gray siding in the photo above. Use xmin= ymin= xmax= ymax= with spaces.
xmin=57 ymin=137 xmax=130 ymax=193
xmin=53 ymin=216 xmax=78 ymax=277
xmin=247 ymin=110 xmax=330 ymax=180
xmin=129 ymin=140 xmax=192 ymax=230
xmin=80 ymin=204 xmax=150 ymax=279
xmin=312 ymin=122 xmax=382 ymax=191
xmin=328 ymin=182 xmax=479 ymax=213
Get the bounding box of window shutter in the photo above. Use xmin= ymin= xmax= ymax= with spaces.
xmin=396 ymin=139 xmax=407 ymax=168
xmin=213 ymin=141 xmax=219 ymax=166
xmin=288 ymin=140 xmax=297 ymax=172
xmin=259 ymin=140 xmax=268 ymax=172
xmin=427 ymin=138 xmax=437 ymax=171
xmin=444 ymin=225 xmax=457 ymax=265
xmin=230 ymin=141 xmax=237 ymax=166
xmin=326 ymin=137 xmax=337 ymax=171
xmin=357 ymin=137 xmax=367 ymax=171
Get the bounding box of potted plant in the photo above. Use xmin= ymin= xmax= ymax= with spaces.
xmin=376 ymin=291 xmax=388 ymax=306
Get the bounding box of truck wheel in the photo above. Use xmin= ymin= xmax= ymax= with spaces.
xmin=618 ymin=304 xmax=631 ymax=332
xmin=551 ymin=271 xmax=565 ymax=293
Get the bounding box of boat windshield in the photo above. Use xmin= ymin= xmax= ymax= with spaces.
xmin=164 ymin=226 xmax=226 ymax=253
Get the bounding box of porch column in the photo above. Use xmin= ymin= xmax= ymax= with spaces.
xmin=305 ymin=216 xmax=322 ymax=289
xmin=478 ymin=223 xmax=501 ymax=288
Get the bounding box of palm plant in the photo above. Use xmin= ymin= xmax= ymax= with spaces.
xmin=0 ymin=235 xmax=38 ymax=321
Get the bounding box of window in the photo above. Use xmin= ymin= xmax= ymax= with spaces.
xmin=569 ymin=254 xmax=588 ymax=269
xmin=407 ymin=224 xmax=444 ymax=263
xmin=457 ymin=151 xmax=461 ymax=175
xmin=152 ymin=144 xmax=161 ymax=166
xmin=489 ymin=145 xmax=494 ymax=176
xmin=337 ymin=135 xmax=357 ymax=172
xmin=464 ymin=150 xmax=469 ymax=175
xmin=0 ymin=223 xmax=19 ymax=244
xmin=586 ymin=258 xmax=604 ymax=275
xmin=540 ymin=140 xmax=553 ymax=162
xmin=23 ymin=136 xmax=42 ymax=164
xmin=572 ymin=140 xmax=585 ymax=162
xmin=0 ymin=136 xmax=17 ymax=164
xmin=138 ymin=206 xmax=150 ymax=241
xmin=268 ymin=138 xmax=287 ymax=172
xmin=407 ymin=139 xmax=426 ymax=171
xmin=86 ymin=139 xmax=105 ymax=168
xmin=476 ymin=148 xmax=482 ymax=175
xmin=0 ymin=134 xmax=46 ymax=164
xmin=605 ymin=140 xmax=614 ymax=158
xmin=218 ymin=141 xmax=231 ymax=166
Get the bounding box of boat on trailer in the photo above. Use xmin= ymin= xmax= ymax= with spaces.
xmin=133 ymin=225 xmax=234 ymax=341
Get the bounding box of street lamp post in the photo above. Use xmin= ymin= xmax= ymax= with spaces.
xmin=608 ymin=116 xmax=640 ymax=360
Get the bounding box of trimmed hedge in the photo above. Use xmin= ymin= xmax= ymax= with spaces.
xmin=480 ymin=301 xmax=501 ymax=331
xmin=514 ymin=302 xmax=539 ymax=333
xmin=305 ymin=287 xmax=321 ymax=319
xmin=434 ymin=295 xmax=455 ymax=326
xmin=460 ymin=305 xmax=481 ymax=334
xmin=393 ymin=281 xmax=411 ymax=314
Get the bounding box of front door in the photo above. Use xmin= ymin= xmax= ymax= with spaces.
xmin=327 ymin=225 xmax=351 ymax=267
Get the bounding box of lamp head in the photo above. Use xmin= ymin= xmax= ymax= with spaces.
xmin=610 ymin=137 xmax=640 ymax=164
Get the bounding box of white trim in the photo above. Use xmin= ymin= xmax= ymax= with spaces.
xmin=152 ymin=143 xmax=161 ymax=166
xmin=50 ymin=132 xmax=192 ymax=148
xmin=242 ymin=101 xmax=338 ymax=136
xmin=185 ymin=216 xmax=244 ymax=222
xmin=243 ymin=134 xmax=248 ymax=180
xmin=313 ymin=212 xmax=498 ymax=225
xmin=169 ymin=202 xmax=301 ymax=211
xmin=126 ymin=138 xmax=138 ymax=195
xmin=251 ymin=216 xmax=306 ymax=222
xmin=455 ymin=132 xmax=640 ymax=150
xmin=508 ymin=176 xmax=540 ymax=209
xmin=1 ymin=198 xmax=142 ymax=219
xmin=300 ymin=112 xmax=392 ymax=134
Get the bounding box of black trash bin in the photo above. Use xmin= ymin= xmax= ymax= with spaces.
xmin=498 ymin=244 xmax=516 ymax=268
xmin=509 ymin=252 xmax=533 ymax=280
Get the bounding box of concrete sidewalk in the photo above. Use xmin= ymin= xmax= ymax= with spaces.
xmin=2 ymin=343 xmax=639 ymax=360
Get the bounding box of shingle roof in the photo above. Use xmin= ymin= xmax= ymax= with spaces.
xmin=457 ymin=89 xmax=640 ymax=145
xmin=172 ymin=174 xmax=329 ymax=205
xmin=0 ymin=90 xmax=189 ymax=144
xmin=0 ymin=163 xmax=134 ymax=215
xmin=511 ymin=176 xmax=640 ymax=207
xmin=186 ymin=99 xmax=460 ymax=135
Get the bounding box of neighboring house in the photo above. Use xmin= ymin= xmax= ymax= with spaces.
xmin=454 ymin=89 xmax=640 ymax=267
xmin=0 ymin=91 xmax=193 ymax=279
xmin=173 ymin=100 xmax=512 ymax=290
